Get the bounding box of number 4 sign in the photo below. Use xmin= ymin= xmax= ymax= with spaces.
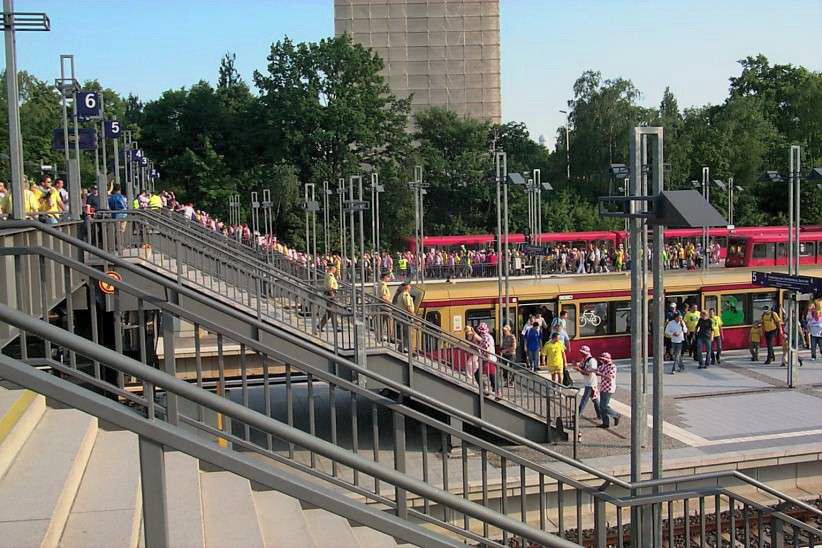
xmin=104 ymin=120 xmax=122 ymax=139
xmin=76 ymin=91 xmax=101 ymax=118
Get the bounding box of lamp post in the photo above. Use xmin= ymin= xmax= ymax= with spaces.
xmin=727 ymin=178 xmax=743 ymax=226
xmin=702 ymin=167 xmax=710 ymax=270
xmin=3 ymin=1 xmax=49 ymax=219
xmin=338 ymin=178 xmax=346 ymax=262
xmin=559 ymin=109 xmax=570 ymax=181
xmin=370 ymin=172 xmax=384 ymax=294
xmin=322 ymin=180 xmax=331 ymax=256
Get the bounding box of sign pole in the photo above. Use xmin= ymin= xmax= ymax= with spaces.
xmin=3 ymin=0 xmax=24 ymax=219
xmin=98 ymin=93 xmax=109 ymax=210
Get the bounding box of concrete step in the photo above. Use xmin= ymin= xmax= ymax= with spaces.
xmin=352 ymin=526 xmax=398 ymax=548
xmin=201 ymin=470 xmax=265 ymax=548
xmin=304 ymin=509 xmax=361 ymax=548
xmin=0 ymin=386 xmax=46 ymax=479
xmin=60 ymin=430 xmax=142 ymax=548
xmin=0 ymin=408 xmax=98 ymax=547
xmin=165 ymin=451 xmax=205 ymax=548
xmin=253 ymin=489 xmax=317 ymax=548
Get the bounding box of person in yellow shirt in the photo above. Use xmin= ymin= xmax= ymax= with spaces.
xmin=749 ymin=321 xmax=763 ymax=362
xmin=761 ymin=305 xmax=782 ymax=364
xmin=0 ymin=186 xmax=40 ymax=218
xmin=379 ymin=272 xmax=392 ymax=341
xmin=709 ymin=308 xmax=723 ymax=365
xmin=397 ymin=282 xmax=416 ymax=352
xmin=541 ymin=331 xmax=566 ymax=385
xmin=317 ymin=265 xmax=339 ymax=333
xmin=683 ymin=304 xmax=701 ymax=360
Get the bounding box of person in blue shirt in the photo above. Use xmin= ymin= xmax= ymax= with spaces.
xmin=108 ymin=183 xmax=128 ymax=235
xmin=524 ymin=320 xmax=543 ymax=370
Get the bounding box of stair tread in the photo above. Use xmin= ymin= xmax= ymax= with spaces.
xmin=352 ymin=526 xmax=398 ymax=548
xmin=201 ymin=471 xmax=265 ymax=548
xmin=304 ymin=508 xmax=361 ymax=548
xmin=253 ymin=490 xmax=317 ymax=548
xmin=0 ymin=387 xmax=45 ymax=480
xmin=165 ymin=451 xmax=205 ymax=548
xmin=0 ymin=408 xmax=97 ymax=546
xmin=60 ymin=430 xmax=142 ymax=548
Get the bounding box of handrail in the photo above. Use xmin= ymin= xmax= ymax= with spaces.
xmin=0 ymin=303 xmax=578 ymax=548
xmin=2 ymin=220 xmax=627 ymax=488
xmin=0 ymin=353 xmax=462 ymax=548
xmin=12 ymin=221 xmax=822 ymax=517
xmin=7 ymin=243 xmax=599 ymax=494
xmin=136 ymin=208 xmax=566 ymax=391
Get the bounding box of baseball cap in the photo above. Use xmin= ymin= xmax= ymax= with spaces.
xmin=579 ymin=345 xmax=591 ymax=355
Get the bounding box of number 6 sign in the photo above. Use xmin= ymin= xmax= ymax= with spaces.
xmin=76 ymin=91 xmax=101 ymax=118
xmin=104 ymin=120 xmax=121 ymax=139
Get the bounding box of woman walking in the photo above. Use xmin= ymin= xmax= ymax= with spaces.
xmin=595 ymin=352 xmax=621 ymax=429
xmin=476 ymin=323 xmax=501 ymax=399
xmin=499 ymin=324 xmax=517 ymax=385
xmin=574 ymin=346 xmax=601 ymax=420
xmin=463 ymin=326 xmax=483 ymax=384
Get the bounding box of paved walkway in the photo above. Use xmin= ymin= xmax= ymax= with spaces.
xmin=537 ymin=345 xmax=822 ymax=460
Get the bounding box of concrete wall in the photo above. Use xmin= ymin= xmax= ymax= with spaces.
xmin=334 ymin=0 xmax=501 ymax=123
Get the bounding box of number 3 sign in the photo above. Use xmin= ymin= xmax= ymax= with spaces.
xmin=76 ymin=91 xmax=101 ymax=118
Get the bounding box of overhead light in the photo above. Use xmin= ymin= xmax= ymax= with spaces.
xmin=712 ymin=179 xmax=727 ymax=190
xmin=807 ymin=167 xmax=822 ymax=181
xmin=760 ymin=170 xmax=785 ymax=183
xmin=506 ymin=172 xmax=526 ymax=185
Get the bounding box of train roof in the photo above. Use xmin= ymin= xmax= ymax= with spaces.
xmin=729 ymin=230 xmax=822 ymax=243
xmin=418 ymin=265 xmax=822 ymax=304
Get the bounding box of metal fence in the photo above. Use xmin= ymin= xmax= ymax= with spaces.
xmin=3 ymin=218 xmax=822 ymax=547
xmin=87 ymin=210 xmax=580 ymax=441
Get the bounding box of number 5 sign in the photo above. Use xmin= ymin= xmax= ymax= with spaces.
xmin=104 ymin=120 xmax=122 ymax=139
xmin=76 ymin=91 xmax=101 ymax=118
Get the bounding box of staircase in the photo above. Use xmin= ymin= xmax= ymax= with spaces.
xmin=88 ymin=210 xmax=576 ymax=444
xmin=0 ymin=385 xmax=417 ymax=548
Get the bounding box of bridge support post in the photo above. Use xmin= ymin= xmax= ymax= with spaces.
xmin=138 ymin=435 xmax=170 ymax=548
xmin=354 ymin=320 xmax=367 ymax=387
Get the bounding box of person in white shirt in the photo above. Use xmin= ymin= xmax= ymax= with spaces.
xmin=574 ymin=345 xmax=600 ymax=420
xmin=664 ymin=312 xmax=688 ymax=373
xmin=807 ymin=307 xmax=822 ymax=360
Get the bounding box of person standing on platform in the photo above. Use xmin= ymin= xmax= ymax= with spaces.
xmin=808 ymin=308 xmax=822 ymax=360
xmin=524 ymin=320 xmax=542 ymax=371
xmin=541 ymin=331 xmax=566 ymax=385
xmin=684 ymin=304 xmax=701 ymax=360
xmin=499 ymin=324 xmax=516 ymax=385
xmin=761 ymin=306 xmax=782 ymax=364
xmin=317 ymin=265 xmax=339 ymax=333
xmin=379 ymin=272 xmax=392 ymax=341
xmin=475 ymin=322 xmax=500 ymax=399
xmin=398 ymin=283 xmax=415 ymax=353
xmin=749 ymin=320 xmax=763 ymax=361
xmin=664 ymin=312 xmax=687 ymax=373
xmin=574 ymin=346 xmax=601 ymax=420
xmin=695 ymin=310 xmax=714 ymax=369
xmin=709 ymin=308 xmax=724 ymax=365
xmin=595 ymin=352 xmax=620 ymax=429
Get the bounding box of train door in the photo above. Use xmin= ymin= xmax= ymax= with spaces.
xmin=466 ymin=308 xmax=497 ymax=343
xmin=666 ymin=293 xmax=699 ymax=314
xmin=518 ymin=301 xmax=557 ymax=360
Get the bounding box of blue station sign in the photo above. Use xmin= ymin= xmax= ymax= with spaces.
xmin=752 ymin=271 xmax=822 ymax=294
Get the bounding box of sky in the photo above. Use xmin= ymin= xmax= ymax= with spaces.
xmin=7 ymin=0 xmax=822 ymax=148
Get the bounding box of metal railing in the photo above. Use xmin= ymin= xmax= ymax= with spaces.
xmin=0 ymin=222 xmax=601 ymax=546
xmin=87 ymin=210 xmax=580 ymax=440
xmin=3 ymin=219 xmax=822 ymax=547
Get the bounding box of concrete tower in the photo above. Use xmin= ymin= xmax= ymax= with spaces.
xmin=334 ymin=0 xmax=501 ymax=123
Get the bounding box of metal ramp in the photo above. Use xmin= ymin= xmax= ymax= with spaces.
xmin=85 ymin=212 xmax=577 ymax=444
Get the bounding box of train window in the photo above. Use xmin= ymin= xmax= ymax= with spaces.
xmin=614 ymin=301 xmax=631 ymax=334
xmin=752 ymin=243 xmax=773 ymax=259
xmin=799 ymin=242 xmax=814 ymax=257
xmin=704 ymin=296 xmax=718 ymax=315
xmin=817 ymin=242 xmax=822 ymax=257
xmin=561 ymin=304 xmax=576 ymax=339
xmin=579 ymin=302 xmax=608 ymax=337
xmin=716 ymin=237 xmax=728 ymax=249
xmin=720 ymin=294 xmax=749 ymax=327
xmin=777 ymin=243 xmax=788 ymax=258
xmin=425 ymin=311 xmax=441 ymax=328
xmin=752 ymin=292 xmax=778 ymax=322
xmin=466 ymin=309 xmax=494 ymax=329
xmin=423 ymin=311 xmax=441 ymax=352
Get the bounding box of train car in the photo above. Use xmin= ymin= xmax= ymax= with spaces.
xmin=726 ymin=230 xmax=822 ymax=267
xmin=416 ymin=265 xmax=822 ymax=360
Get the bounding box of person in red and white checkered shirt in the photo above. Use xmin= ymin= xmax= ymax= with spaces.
xmin=595 ymin=352 xmax=621 ymax=429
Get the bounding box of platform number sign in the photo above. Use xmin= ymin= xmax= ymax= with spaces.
xmin=104 ymin=120 xmax=122 ymax=139
xmin=140 ymin=156 xmax=148 ymax=167
xmin=76 ymin=91 xmax=101 ymax=118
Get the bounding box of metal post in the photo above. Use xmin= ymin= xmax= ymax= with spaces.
xmin=414 ymin=165 xmax=423 ymax=284
xmin=250 ymin=191 xmax=260 ymax=249
xmin=535 ymin=169 xmax=542 ymax=278
xmin=623 ymin=177 xmax=629 ymax=233
xmin=98 ymin=93 xmax=109 ymax=210
xmin=728 ymin=177 xmax=733 ymax=226
xmin=3 ymin=0 xmax=24 ymax=219
xmin=138 ymin=436 xmax=170 ymax=548
xmin=495 ymin=153 xmax=503 ymax=333
xmin=323 ymin=180 xmax=330 ymax=256
xmin=371 ymin=173 xmax=379 ymax=298
xmin=702 ymin=167 xmax=710 ymax=270
xmin=112 ymin=135 xmax=120 ymax=188
xmin=502 ymin=155 xmax=510 ymax=330
xmin=628 ymin=128 xmax=644 ymax=542
xmin=338 ymin=178 xmax=346 ymax=260
xmin=348 ymin=176 xmax=357 ymax=319
xmin=789 ymin=145 xmax=801 ymax=388
xmin=649 ymin=130 xmax=665 ymax=488
xmin=357 ymin=176 xmax=366 ymax=320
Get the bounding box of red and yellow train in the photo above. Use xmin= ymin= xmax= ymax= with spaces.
xmin=416 ymin=265 xmax=822 ymax=360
